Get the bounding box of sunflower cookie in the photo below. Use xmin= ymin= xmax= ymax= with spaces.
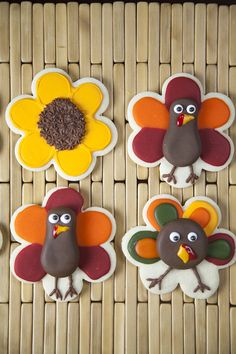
xmin=6 ymin=68 xmax=117 ymax=180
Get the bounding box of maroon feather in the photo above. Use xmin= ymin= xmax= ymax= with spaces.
xmin=132 ymin=127 xmax=165 ymax=163
xmin=45 ymin=188 xmax=84 ymax=213
xmin=14 ymin=244 xmax=46 ymax=282
xmin=165 ymin=76 xmax=201 ymax=109
xmin=79 ymin=246 xmax=111 ymax=280
xmin=200 ymin=129 xmax=231 ymax=167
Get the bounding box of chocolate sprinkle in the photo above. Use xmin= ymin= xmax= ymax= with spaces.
xmin=38 ymin=98 xmax=86 ymax=151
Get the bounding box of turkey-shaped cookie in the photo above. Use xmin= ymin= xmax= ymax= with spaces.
xmin=128 ymin=73 xmax=235 ymax=188
xmin=10 ymin=187 xmax=116 ymax=301
xmin=122 ymin=195 xmax=236 ymax=299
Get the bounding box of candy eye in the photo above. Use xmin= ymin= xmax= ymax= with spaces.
xmin=169 ymin=232 xmax=181 ymax=242
xmin=60 ymin=214 xmax=71 ymax=224
xmin=186 ymin=105 xmax=196 ymax=114
xmin=187 ymin=232 xmax=198 ymax=242
xmin=48 ymin=214 xmax=59 ymax=224
xmin=173 ymin=104 xmax=183 ymax=114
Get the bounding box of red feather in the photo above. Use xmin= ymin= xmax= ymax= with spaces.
xmin=14 ymin=244 xmax=46 ymax=282
xmin=79 ymin=246 xmax=111 ymax=280
xmin=165 ymin=76 xmax=201 ymax=109
xmin=45 ymin=188 xmax=84 ymax=213
xmin=199 ymin=129 xmax=231 ymax=167
xmin=132 ymin=127 xmax=165 ymax=163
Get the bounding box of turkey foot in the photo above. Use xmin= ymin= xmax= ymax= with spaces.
xmin=147 ymin=277 xmax=163 ymax=290
xmin=192 ymin=267 xmax=211 ymax=293
xmin=186 ymin=165 xmax=199 ymax=184
xmin=162 ymin=166 xmax=177 ymax=184
xmin=50 ymin=277 xmax=62 ymax=300
xmin=194 ymin=282 xmax=211 ymax=293
xmin=147 ymin=266 xmax=172 ymax=290
xmin=64 ymin=275 xmax=78 ymax=300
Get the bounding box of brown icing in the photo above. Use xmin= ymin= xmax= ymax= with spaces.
xmin=49 ymin=277 xmax=63 ymax=300
xmin=192 ymin=267 xmax=211 ymax=293
xmin=146 ymin=217 xmax=212 ymax=292
xmin=41 ymin=207 xmax=80 ymax=278
xmin=163 ymin=98 xmax=202 ymax=168
xmin=157 ymin=218 xmax=208 ymax=270
xmin=64 ymin=274 xmax=78 ymax=299
xmin=147 ymin=266 xmax=172 ymax=290
xmin=38 ymin=98 xmax=85 ymax=151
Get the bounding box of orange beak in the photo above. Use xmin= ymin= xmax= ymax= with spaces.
xmin=53 ymin=225 xmax=70 ymax=238
xmin=177 ymin=244 xmax=197 ymax=263
xmin=177 ymin=114 xmax=195 ymax=127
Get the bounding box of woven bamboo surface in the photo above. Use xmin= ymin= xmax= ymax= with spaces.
xmin=0 ymin=1 xmax=236 ymax=353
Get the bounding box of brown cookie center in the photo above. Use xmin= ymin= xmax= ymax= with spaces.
xmin=38 ymin=98 xmax=86 ymax=151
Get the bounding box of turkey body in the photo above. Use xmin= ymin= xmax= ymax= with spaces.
xmin=162 ymin=98 xmax=202 ymax=167
xmin=41 ymin=207 xmax=80 ymax=278
xmin=163 ymin=120 xmax=202 ymax=167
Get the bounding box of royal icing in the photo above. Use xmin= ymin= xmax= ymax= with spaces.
xmin=128 ymin=73 xmax=234 ymax=188
xmin=10 ymin=187 xmax=116 ymax=301
xmin=122 ymin=195 xmax=236 ymax=299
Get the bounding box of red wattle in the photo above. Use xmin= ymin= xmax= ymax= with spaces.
xmin=177 ymin=114 xmax=184 ymax=127
xmin=53 ymin=226 xmax=58 ymax=238
xmin=183 ymin=244 xmax=197 ymax=260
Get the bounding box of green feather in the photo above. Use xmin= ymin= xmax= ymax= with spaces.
xmin=207 ymin=239 xmax=231 ymax=260
xmin=154 ymin=203 xmax=178 ymax=227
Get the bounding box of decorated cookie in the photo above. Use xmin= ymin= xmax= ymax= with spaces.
xmin=122 ymin=195 xmax=236 ymax=299
xmin=6 ymin=68 xmax=117 ymax=180
xmin=0 ymin=229 xmax=3 ymax=250
xmin=128 ymin=73 xmax=234 ymax=188
xmin=10 ymin=187 xmax=116 ymax=301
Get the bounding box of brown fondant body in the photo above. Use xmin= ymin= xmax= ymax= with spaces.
xmin=41 ymin=207 xmax=79 ymax=278
xmin=163 ymin=99 xmax=202 ymax=167
xmin=157 ymin=218 xmax=208 ymax=270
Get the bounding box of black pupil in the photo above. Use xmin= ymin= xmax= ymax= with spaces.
xmin=53 ymin=215 xmax=58 ymax=220
xmin=177 ymin=106 xmax=182 ymax=112
xmin=189 ymin=107 xmax=194 ymax=112
xmin=174 ymin=236 xmax=179 ymax=241
xmin=64 ymin=215 xmax=70 ymax=220
xmin=191 ymin=235 xmax=196 ymax=240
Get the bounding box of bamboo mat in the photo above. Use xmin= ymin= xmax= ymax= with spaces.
xmin=0 ymin=1 xmax=236 ymax=353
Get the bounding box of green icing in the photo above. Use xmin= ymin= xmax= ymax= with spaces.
xmin=128 ymin=230 xmax=159 ymax=264
xmin=154 ymin=203 xmax=178 ymax=227
xmin=207 ymin=239 xmax=231 ymax=260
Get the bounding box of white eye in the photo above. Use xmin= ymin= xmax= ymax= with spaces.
xmin=173 ymin=104 xmax=183 ymax=114
xmin=60 ymin=214 xmax=71 ymax=224
xmin=48 ymin=213 xmax=59 ymax=224
xmin=187 ymin=232 xmax=198 ymax=242
xmin=186 ymin=105 xmax=196 ymax=114
xmin=169 ymin=232 xmax=181 ymax=242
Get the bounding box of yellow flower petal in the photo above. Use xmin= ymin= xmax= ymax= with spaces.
xmin=72 ymin=83 xmax=103 ymax=115
xmin=55 ymin=145 xmax=92 ymax=177
xmin=9 ymin=98 xmax=42 ymax=132
xmin=35 ymin=72 xmax=71 ymax=105
xmin=83 ymin=119 xmax=112 ymax=151
xmin=18 ymin=133 xmax=54 ymax=168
